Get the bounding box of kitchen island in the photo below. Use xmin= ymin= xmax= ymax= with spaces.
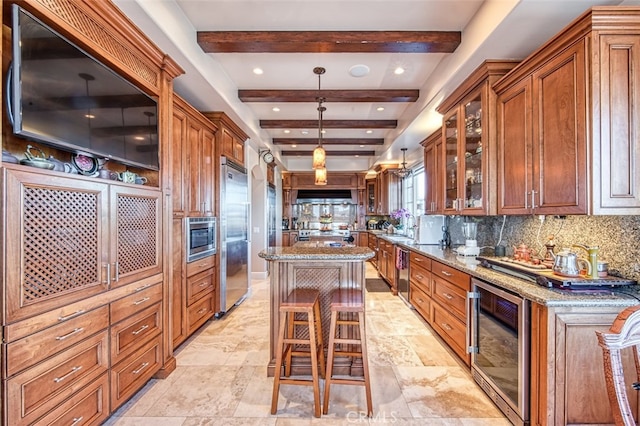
xmin=259 ymin=242 xmax=374 ymax=377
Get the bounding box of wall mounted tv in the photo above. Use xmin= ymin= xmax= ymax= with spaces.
xmin=7 ymin=5 xmax=159 ymax=170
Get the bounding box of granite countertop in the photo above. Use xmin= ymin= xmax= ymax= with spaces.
xmin=395 ymin=241 xmax=640 ymax=308
xmin=259 ymin=242 xmax=374 ymax=261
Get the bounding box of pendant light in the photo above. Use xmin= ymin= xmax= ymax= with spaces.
xmin=395 ymin=148 xmax=413 ymax=179
xmin=312 ymin=66 xmax=326 ymax=170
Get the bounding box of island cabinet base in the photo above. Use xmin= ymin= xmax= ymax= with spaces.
xmin=267 ymin=260 xmax=367 ymax=377
xmin=531 ymin=303 xmax=640 ymax=425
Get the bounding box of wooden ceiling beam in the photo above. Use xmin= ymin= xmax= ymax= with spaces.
xmin=260 ymin=119 xmax=397 ymax=129
xmin=273 ymin=138 xmax=384 ymax=145
xmin=197 ymin=31 xmax=461 ymax=53
xmin=238 ymin=89 xmax=419 ymax=103
xmin=281 ymin=150 xmax=376 ymax=157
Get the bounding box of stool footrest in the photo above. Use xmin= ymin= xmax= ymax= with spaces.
xmin=332 ymin=338 xmax=363 ymax=345
xmin=336 ymin=319 xmax=360 ymax=326
xmin=332 ymin=350 xmax=362 ymax=358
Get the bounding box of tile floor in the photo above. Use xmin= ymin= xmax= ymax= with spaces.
xmin=105 ymin=264 xmax=510 ymax=425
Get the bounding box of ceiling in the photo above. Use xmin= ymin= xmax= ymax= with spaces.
xmin=113 ymin=0 xmax=640 ymax=172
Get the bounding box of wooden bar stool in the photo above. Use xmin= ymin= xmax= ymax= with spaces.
xmin=323 ymin=288 xmax=373 ymax=417
xmin=271 ymin=288 xmax=325 ymax=418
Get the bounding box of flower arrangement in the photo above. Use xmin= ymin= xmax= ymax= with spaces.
xmin=390 ymin=208 xmax=412 ymax=220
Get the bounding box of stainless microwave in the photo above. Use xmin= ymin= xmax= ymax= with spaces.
xmin=186 ymin=217 xmax=217 ymax=263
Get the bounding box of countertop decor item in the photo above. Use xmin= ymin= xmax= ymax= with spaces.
xmin=20 ymin=145 xmax=54 ymax=170
xmin=71 ymin=153 xmax=99 ymax=175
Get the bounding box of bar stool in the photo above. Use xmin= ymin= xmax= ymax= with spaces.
xmin=323 ymin=288 xmax=373 ymax=417
xmin=271 ymin=288 xmax=325 ymax=418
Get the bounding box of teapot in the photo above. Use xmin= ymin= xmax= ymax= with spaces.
xmin=553 ymin=248 xmax=592 ymax=277
xmin=117 ymin=170 xmax=138 ymax=184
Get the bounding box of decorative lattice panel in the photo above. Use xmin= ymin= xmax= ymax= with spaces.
xmin=22 ymin=186 xmax=100 ymax=304
xmin=293 ymin=267 xmax=341 ymax=345
xmin=116 ymin=195 xmax=158 ymax=275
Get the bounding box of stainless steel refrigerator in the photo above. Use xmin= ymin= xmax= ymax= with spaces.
xmin=219 ymin=157 xmax=249 ymax=315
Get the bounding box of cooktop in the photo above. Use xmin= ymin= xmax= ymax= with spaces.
xmin=477 ymin=256 xmax=637 ymax=289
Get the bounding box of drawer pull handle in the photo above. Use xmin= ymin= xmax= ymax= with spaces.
xmin=132 ymin=324 xmax=150 ymax=335
xmin=135 ymin=284 xmax=150 ymax=292
xmin=132 ymin=362 xmax=149 ymax=375
xmin=442 ymin=292 xmax=454 ymax=300
xmin=442 ymin=322 xmax=452 ymax=331
xmin=133 ymin=297 xmax=151 ymax=306
xmin=197 ymin=308 xmax=208 ymax=314
xmin=441 ymin=270 xmax=452 ymax=277
xmin=55 ymin=327 xmax=84 ymax=341
xmin=53 ymin=366 xmax=82 ymax=383
xmin=58 ymin=310 xmax=86 ymax=322
xmin=199 ymin=282 xmax=209 ymax=287
xmin=416 ymin=274 xmax=424 ymax=280
xmin=71 ymin=416 xmax=84 ymax=426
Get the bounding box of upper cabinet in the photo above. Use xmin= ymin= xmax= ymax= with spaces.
xmin=494 ymin=7 xmax=640 ymax=215
xmin=436 ymin=61 xmax=519 ymax=216
xmin=203 ymin=112 xmax=249 ymax=167
xmin=172 ymin=97 xmax=218 ymax=218
xmin=375 ymin=166 xmax=401 ymax=215
xmin=421 ymin=128 xmax=443 ymax=214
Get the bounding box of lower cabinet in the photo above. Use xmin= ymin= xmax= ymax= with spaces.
xmin=409 ymin=251 xmax=432 ymax=322
xmin=367 ymin=234 xmax=378 ymax=268
xmin=378 ymin=239 xmax=397 ymax=293
xmin=172 ymin=255 xmax=216 ymax=349
xmin=427 ymin=259 xmax=471 ymax=366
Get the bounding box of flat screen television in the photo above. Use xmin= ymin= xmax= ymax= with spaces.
xmin=7 ymin=5 xmax=159 ymax=170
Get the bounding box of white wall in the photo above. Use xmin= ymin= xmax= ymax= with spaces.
xmin=248 ymin=145 xmax=269 ymax=279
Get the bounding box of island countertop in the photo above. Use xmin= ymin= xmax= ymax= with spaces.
xmin=259 ymin=243 xmax=374 ymax=261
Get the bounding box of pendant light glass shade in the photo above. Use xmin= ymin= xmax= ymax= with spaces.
xmin=312 ymin=145 xmax=326 ymax=169
xmin=315 ymin=167 xmax=327 ymax=185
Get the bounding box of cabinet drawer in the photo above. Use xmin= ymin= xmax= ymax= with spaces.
xmin=409 ymin=251 xmax=432 ymax=270
xmin=410 ymin=263 xmax=431 ymax=295
xmin=187 ymin=267 xmax=215 ymax=305
xmin=187 ymin=292 xmax=215 ymax=334
xmin=186 ymin=255 xmax=215 ymax=277
xmin=410 ymin=284 xmax=431 ymax=323
xmin=431 ymin=260 xmax=470 ymax=291
xmin=431 ymin=302 xmax=469 ymax=365
xmin=7 ymin=332 xmax=108 ymax=425
xmin=432 ymin=275 xmax=468 ymax=321
xmin=110 ymin=283 xmax=162 ymax=324
xmin=110 ymin=303 xmax=162 ymax=366
xmin=33 ymin=373 xmax=109 ymax=426
xmin=110 ymin=334 xmax=162 ymax=410
xmin=7 ymin=305 xmax=109 ymax=376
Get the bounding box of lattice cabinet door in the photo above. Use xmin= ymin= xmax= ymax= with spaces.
xmin=3 ymin=169 xmax=110 ymax=323
xmin=109 ymin=184 xmax=162 ymax=288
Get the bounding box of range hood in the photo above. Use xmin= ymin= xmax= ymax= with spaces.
xmin=294 ymin=189 xmax=355 ymax=204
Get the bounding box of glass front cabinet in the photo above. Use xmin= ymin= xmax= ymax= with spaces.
xmin=437 ymin=61 xmax=519 ymax=215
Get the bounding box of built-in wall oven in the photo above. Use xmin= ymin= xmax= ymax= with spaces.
xmin=186 ymin=217 xmax=217 ymax=263
xmin=469 ymin=278 xmax=529 ymax=426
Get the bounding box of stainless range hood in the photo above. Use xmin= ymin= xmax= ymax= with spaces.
xmin=294 ymin=189 xmax=355 ymax=204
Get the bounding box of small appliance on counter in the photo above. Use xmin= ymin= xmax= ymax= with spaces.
xmin=282 ymin=217 xmax=289 ymax=230
xmin=415 ymin=215 xmax=445 ymax=244
xmin=456 ymin=222 xmax=480 ymax=256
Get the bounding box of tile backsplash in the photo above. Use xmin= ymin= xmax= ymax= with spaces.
xmin=448 ymin=215 xmax=640 ymax=282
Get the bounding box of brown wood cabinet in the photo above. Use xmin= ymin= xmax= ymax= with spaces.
xmin=421 ymin=128 xmax=443 ymax=214
xmin=367 ymin=233 xmax=378 ymax=268
xmin=430 ymin=260 xmax=471 ymax=366
xmin=282 ymin=231 xmax=298 ymax=247
xmin=437 ymin=61 xmax=518 ymax=215
xmin=408 ymin=251 xmax=432 ymax=322
xmin=531 ymin=303 xmax=640 ymax=425
xmin=494 ymin=7 xmax=640 ymax=215
xmin=366 ymin=178 xmax=377 ymax=214
xmin=375 ymin=168 xmax=400 ymax=215
xmin=377 ymin=239 xmax=397 ymax=294
xmin=203 ymin=112 xmax=249 ymax=167
xmin=357 ymin=231 xmax=368 ymax=247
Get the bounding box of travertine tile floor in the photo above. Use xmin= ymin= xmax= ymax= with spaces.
xmin=105 ymin=264 xmax=509 ymax=425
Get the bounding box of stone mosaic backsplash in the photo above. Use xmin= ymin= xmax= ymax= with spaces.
xmin=447 ymin=215 xmax=640 ymax=282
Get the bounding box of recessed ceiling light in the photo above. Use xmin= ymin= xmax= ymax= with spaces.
xmin=291 ymin=144 xmax=297 ymax=148
xmin=394 ymin=66 xmax=405 ymax=75
xmin=272 ymin=107 xmax=280 ymax=112
xmin=376 ymin=107 xmax=385 ymax=112
xmin=301 ymin=130 xmax=309 ymax=135
xmin=349 ymin=64 xmax=370 ymax=78
xmin=360 ymin=145 xmax=365 ymax=148
xmin=134 ymin=136 xmax=145 ymax=141
xmin=84 ymin=113 xmax=95 ymax=119
xmin=355 ymin=155 xmax=360 ymax=158
xmin=253 ymin=67 xmax=263 ymax=75
xmin=321 ymin=130 xmax=326 ymax=134
xmin=366 ymin=130 xmax=373 ymax=134
xmin=284 ymin=130 xmax=290 ymax=134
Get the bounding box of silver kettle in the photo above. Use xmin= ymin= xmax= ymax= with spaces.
xmin=553 ymin=248 xmax=592 ymax=277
